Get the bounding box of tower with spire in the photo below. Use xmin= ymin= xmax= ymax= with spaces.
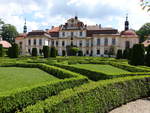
xmin=125 ymin=14 xmax=129 ymax=31
xmin=23 ymin=19 xmax=27 ymax=33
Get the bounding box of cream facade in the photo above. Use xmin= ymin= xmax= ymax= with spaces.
xmin=15 ymin=16 xmax=139 ymax=56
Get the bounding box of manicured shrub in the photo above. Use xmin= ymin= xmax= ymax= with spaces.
xmin=32 ymin=48 xmax=37 ymax=57
xmin=62 ymin=50 xmax=66 ymax=56
xmin=43 ymin=46 xmax=50 ymax=58
xmin=50 ymin=47 xmax=57 ymax=57
xmin=145 ymin=45 xmax=150 ymax=66
xmin=0 ymin=44 xmax=4 ymax=57
xmin=130 ymin=44 xmax=145 ymax=66
xmin=116 ymin=49 xmax=122 ymax=59
xmin=78 ymin=50 xmax=83 ymax=56
xmin=8 ymin=43 xmax=19 ymax=58
xmin=70 ymin=47 xmax=79 ymax=56
xmin=123 ymin=49 xmax=128 ymax=59
xmin=22 ymin=76 xmax=150 ymax=113
xmin=13 ymin=43 xmax=19 ymax=58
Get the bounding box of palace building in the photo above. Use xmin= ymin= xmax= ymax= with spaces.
xmin=15 ymin=16 xmax=139 ymax=56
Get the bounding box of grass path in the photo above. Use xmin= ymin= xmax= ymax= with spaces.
xmin=71 ymin=64 xmax=130 ymax=75
xmin=0 ymin=67 xmax=59 ymax=93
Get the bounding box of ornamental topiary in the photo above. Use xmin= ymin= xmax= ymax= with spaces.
xmin=145 ymin=45 xmax=150 ymax=66
xmin=32 ymin=48 xmax=37 ymax=57
xmin=50 ymin=47 xmax=57 ymax=57
xmin=43 ymin=46 xmax=49 ymax=58
xmin=130 ymin=44 xmax=145 ymax=65
xmin=78 ymin=50 xmax=83 ymax=56
xmin=116 ymin=49 xmax=122 ymax=59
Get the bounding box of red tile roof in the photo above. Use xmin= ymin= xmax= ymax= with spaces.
xmin=0 ymin=41 xmax=12 ymax=48
xmin=48 ymin=27 xmax=60 ymax=33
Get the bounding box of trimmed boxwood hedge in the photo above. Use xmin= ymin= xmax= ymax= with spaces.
xmin=107 ymin=62 xmax=150 ymax=72
xmin=53 ymin=64 xmax=150 ymax=81
xmin=0 ymin=63 xmax=88 ymax=113
xmin=21 ymin=76 xmax=150 ymax=113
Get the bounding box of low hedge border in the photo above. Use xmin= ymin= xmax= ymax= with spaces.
xmin=53 ymin=64 xmax=150 ymax=81
xmin=21 ymin=76 xmax=150 ymax=113
xmin=0 ymin=63 xmax=89 ymax=113
xmin=0 ymin=63 xmax=84 ymax=79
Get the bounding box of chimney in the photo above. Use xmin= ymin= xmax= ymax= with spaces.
xmin=51 ymin=26 xmax=54 ymax=29
xmin=99 ymin=24 xmax=101 ymax=28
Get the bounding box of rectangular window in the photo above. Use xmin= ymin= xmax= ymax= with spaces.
xmin=62 ymin=32 xmax=65 ymax=37
xmin=56 ymin=41 xmax=58 ymax=47
xmin=52 ymin=40 xmax=54 ymax=46
xmin=34 ymin=39 xmax=36 ymax=45
xmin=125 ymin=41 xmax=130 ymax=48
xmin=97 ymin=50 xmax=100 ymax=54
xmin=28 ymin=39 xmax=31 ymax=46
xmin=97 ymin=39 xmax=101 ymax=46
xmin=86 ymin=40 xmax=89 ymax=47
xmin=71 ymin=32 xmax=73 ymax=37
xmin=39 ymin=39 xmax=42 ymax=46
xmin=79 ymin=40 xmax=82 ymax=47
xmin=112 ymin=38 xmax=116 ymax=45
xmin=62 ymin=41 xmax=65 ymax=47
xmin=80 ymin=31 xmax=82 ymax=36
xmin=104 ymin=38 xmax=108 ymax=46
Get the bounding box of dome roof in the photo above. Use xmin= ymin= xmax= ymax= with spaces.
xmin=121 ymin=30 xmax=137 ymax=36
xmin=0 ymin=41 xmax=12 ymax=48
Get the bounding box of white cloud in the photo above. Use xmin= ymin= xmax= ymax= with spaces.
xmin=0 ymin=0 xmax=149 ymax=33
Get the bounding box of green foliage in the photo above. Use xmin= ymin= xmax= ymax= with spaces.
xmin=122 ymin=49 xmax=128 ymax=59
xmin=8 ymin=43 xmax=19 ymax=58
xmin=78 ymin=50 xmax=83 ymax=56
xmin=50 ymin=47 xmax=57 ymax=57
xmin=116 ymin=49 xmax=122 ymax=59
xmin=71 ymin=47 xmax=79 ymax=56
xmin=62 ymin=50 xmax=66 ymax=56
xmin=130 ymin=44 xmax=145 ymax=65
xmin=0 ymin=63 xmax=88 ymax=113
xmin=43 ymin=46 xmax=50 ymax=58
xmin=21 ymin=76 xmax=150 ymax=113
xmin=0 ymin=44 xmax=3 ymax=57
xmin=137 ymin=23 xmax=150 ymax=42
xmin=145 ymin=45 xmax=150 ymax=66
xmin=32 ymin=48 xmax=37 ymax=57
xmin=1 ymin=24 xmax=18 ymax=43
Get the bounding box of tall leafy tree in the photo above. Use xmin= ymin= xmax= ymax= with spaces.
xmin=145 ymin=45 xmax=150 ymax=66
xmin=137 ymin=23 xmax=150 ymax=43
xmin=1 ymin=24 xmax=18 ymax=43
xmin=140 ymin=0 xmax=150 ymax=12
xmin=0 ymin=44 xmax=3 ymax=57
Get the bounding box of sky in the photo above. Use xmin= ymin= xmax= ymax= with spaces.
xmin=0 ymin=0 xmax=149 ymax=33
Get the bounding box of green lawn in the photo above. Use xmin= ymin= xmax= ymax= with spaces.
xmin=71 ymin=64 xmax=131 ymax=75
xmin=0 ymin=67 xmax=59 ymax=93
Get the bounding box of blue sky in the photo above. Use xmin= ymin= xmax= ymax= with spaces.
xmin=0 ymin=0 xmax=149 ymax=33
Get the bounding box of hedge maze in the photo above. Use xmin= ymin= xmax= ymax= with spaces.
xmin=0 ymin=57 xmax=150 ymax=113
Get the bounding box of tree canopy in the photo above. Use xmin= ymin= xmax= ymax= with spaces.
xmin=1 ymin=24 xmax=18 ymax=43
xmin=136 ymin=23 xmax=150 ymax=42
xmin=141 ymin=0 xmax=150 ymax=12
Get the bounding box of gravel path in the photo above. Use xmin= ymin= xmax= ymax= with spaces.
xmin=109 ymin=97 xmax=150 ymax=113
